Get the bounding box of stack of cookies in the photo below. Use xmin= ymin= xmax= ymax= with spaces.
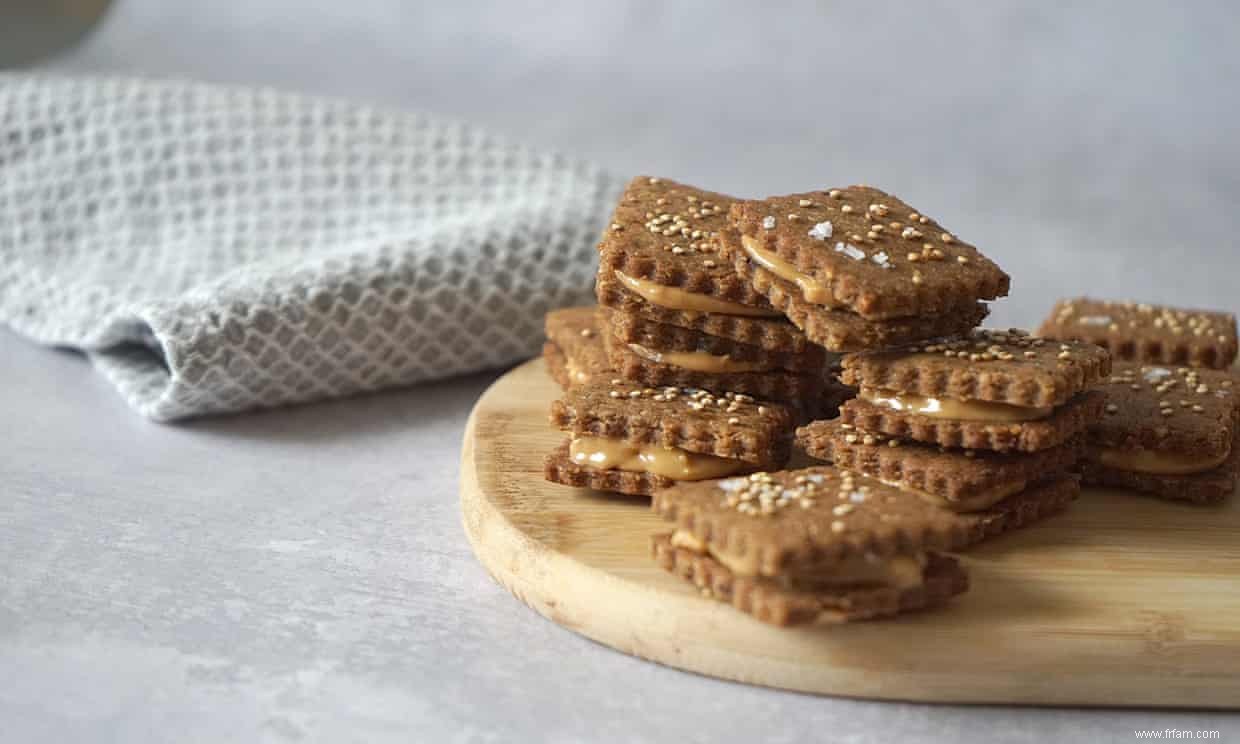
xmin=1037 ymin=298 xmax=1239 ymax=504
xmin=594 ymin=177 xmax=846 ymax=412
xmin=797 ymin=330 xmax=1110 ymax=520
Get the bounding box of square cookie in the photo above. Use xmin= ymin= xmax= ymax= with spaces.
xmin=545 ymin=379 xmax=795 ymax=496
xmin=1038 ymin=298 xmax=1238 ymax=370
xmin=596 ymin=176 xmax=811 ymax=353
xmin=650 ymin=467 xmax=971 ymax=625
xmin=727 ymin=185 xmax=1010 ymax=321
xmin=1080 ymin=363 xmax=1238 ymax=503
xmin=838 ymin=329 xmax=1110 ymax=451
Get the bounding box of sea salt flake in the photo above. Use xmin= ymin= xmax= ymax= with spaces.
xmin=807 ymin=221 xmax=833 ymax=241
xmin=1143 ymin=367 xmax=1173 ymax=383
xmin=762 ymin=216 xmax=776 ymax=229
xmin=717 ymin=478 xmax=746 ymax=492
xmin=871 ymin=251 xmax=891 ymax=269
xmin=834 ymin=242 xmax=866 ymax=261
xmin=1077 ymin=315 xmax=1112 ymax=326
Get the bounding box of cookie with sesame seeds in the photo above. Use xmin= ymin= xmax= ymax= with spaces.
xmin=1077 ymin=363 xmax=1238 ymax=503
xmin=549 ymin=378 xmax=795 ymax=470
xmin=603 ymin=307 xmax=835 ymax=374
xmin=650 ymin=467 xmax=1077 ymax=584
xmin=600 ymin=323 xmax=827 ymax=403
xmin=840 ymin=329 xmax=1112 ymax=408
xmin=796 ymin=418 xmax=1084 ymax=512
xmin=651 ymin=533 xmax=967 ymax=626
xmin=1038 ymin=298 xmax=1238 ymax=370
xmin=543 ymin=306 xmax=612 ymax=389
xmin=595 ymin=175 xmax=778 ymax=311
xmin=1089 ymin=363 xmax=1237 ymax=455
xmin=727 ymin=185 xmax=1010 ymax=321
xmin=719 ymin=228 xmax=992 ymax=351
xmin=837 ymin=390 xmax=1105 ymax=453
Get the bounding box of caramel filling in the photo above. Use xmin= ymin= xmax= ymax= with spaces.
xmin=614 ymin=270 xmax=780 ymax=317
xmin=739 ymin=235 xmax=842 ymax=307
xmin=1095 ymin=447 xmax=1231 ymax=476
xmin=877 ymin=477 xmax=1026 ymax=513
xmin=627 ymin=343 xmax=770 ymax=374
xmin=565 ymin=361 xmax=591 ymax=385
xmin=671 ymin=529 xmax=926 ymax=590
xmin=859 ymin=388 xmax=1054 ymax=423
xmin=569 ymin=436 xmax=745 ymax=480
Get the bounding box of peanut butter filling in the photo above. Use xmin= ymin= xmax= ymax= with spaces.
xmin=569 ymin=436 xmax=745 ymax=480
xmin=671 ymin=529 xmax=926 ymax=590
xmin=613 ymin=270 xmax=780 ymax=317
xmin=859 ymin=387 xmax=1054 ymax=423
xmin=564 ymin=361 xmax=591 ymax=385
xmin=739 ymin=235 xmax=843 ymax=308
xmin=876 ymin=477 xmax=1026 ymax=513
xmin=1094 ymin=446 xmax=1231 ymax=476
xmin=627 ymin=343 xmax=771 ymax=374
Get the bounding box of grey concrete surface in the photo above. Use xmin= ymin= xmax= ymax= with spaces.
xmin=3 ymin=1 xmax=1238 ymax=741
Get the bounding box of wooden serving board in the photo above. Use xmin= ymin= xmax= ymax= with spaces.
xmin=460 ymin=358 xmax=1240 ymax=708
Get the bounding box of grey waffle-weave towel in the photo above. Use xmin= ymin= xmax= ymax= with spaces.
xmin=0 ymin=75 xmax=622 ymax=420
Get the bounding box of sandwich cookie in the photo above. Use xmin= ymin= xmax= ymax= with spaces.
xmin=796 ymin=420 xmax=1083 ymax=517
xmin=545 ymin=378 xmax=795 ymax=497
xmin=596 ymin=176 xmax=816 ymax=354
xmin=720 ymin=185 xmax=1007 ymax=349
xmin=651 ymin=467 xmax=971 ymax=625
xmin=1079 ymin=363 xmax=1238 ymax=504
xmin=838 ymin=329 xmax=1110 ymax=452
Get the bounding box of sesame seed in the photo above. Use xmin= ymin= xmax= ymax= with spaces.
xmin=827 ymin=189 xmax=842 ymax=199
xmin=941 ymin=233 xmax=955 ymax=243
xmin=798 ymin=199 xmax=813 ymax=207
xmin=830 ymin=521 xmax=846 ymax=533
xmin=840 ymin=204 xmax=853 ymax=213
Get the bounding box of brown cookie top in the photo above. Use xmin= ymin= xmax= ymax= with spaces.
xmin=796 ymin=418 xmax=1083 ymax=503
xmin=598 ymin=176 xmax=771 ymax=308
xmin=550 ymin=378 xmax=794 ymax=468
xmin=1090 ymin=363 xmax=1237 ymax=456
xmin=544 ymin=306 xmax=612 ymax=386
xmin=728 ymin=185 xmax=1009 ymax=320
xmin=652 ymin=535 xmax=967 ymax=626
xmin=651 ymin=467 xmax=973 ymax=577
xmin=1038 ymin=297 xmax=1238 ymax=370
xmin=840 ymin=328 xmax=1112 ymax=407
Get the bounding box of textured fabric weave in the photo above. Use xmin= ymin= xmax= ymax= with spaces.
xmin=0 ymin=75 xmax=622 ymax=420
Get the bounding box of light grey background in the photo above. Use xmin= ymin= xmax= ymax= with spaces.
xmin=4 ymin=1 xmax=1238 ymax=742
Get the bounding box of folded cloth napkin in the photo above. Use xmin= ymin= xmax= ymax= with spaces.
xmin=0 ymin=75 xmax=621 ymax=420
